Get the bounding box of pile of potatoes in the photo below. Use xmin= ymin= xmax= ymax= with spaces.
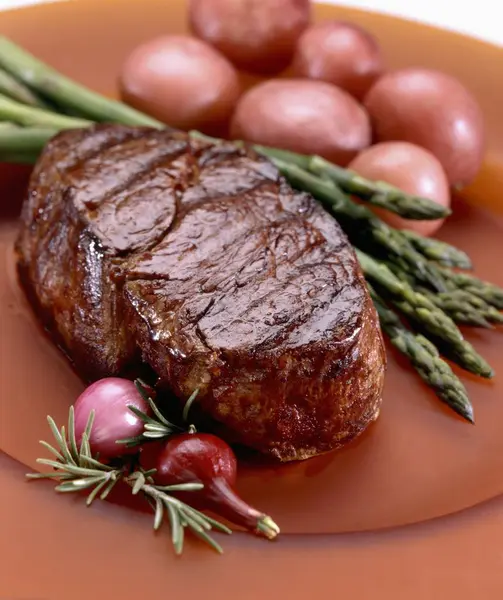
xmin=119 ymin=0 xmax=485 ymax=235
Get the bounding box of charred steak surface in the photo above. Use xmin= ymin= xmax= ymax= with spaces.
xmin=16 ymin=125 xmax=386 ymax=461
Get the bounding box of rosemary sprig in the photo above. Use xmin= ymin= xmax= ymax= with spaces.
xmin=26 ymin=410 xmax=123 ymax=505
xmin=27 ymin=402 xmax=231 ymax=554
xmin=117 ymin=380 xmax=184 ymax=447
xmin=118 ymin=382 xmax=200 ymax=448
xmin=127 ymin=471 xmax=232 ymax=554
xmin=182 ymin=388 xmax=199 ymax=423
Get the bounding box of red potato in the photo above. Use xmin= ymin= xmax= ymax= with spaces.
xmin=231 ymin=79 xmax=372 ymax=166
xmin=119 ymin=35 xmax=241 ymax=135
xmin=364 ymin=68 xmax=485 ymax=187
xmin=291 ymin=21 xmax=384 ymax=100
xmin=348 ymin=141 xmax=451 ymax=236
xmin=188 ymin=0 xmax=311 ymax=74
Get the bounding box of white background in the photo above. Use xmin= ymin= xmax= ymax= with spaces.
xmin=0 ymin=0 xmax=502 ymax=48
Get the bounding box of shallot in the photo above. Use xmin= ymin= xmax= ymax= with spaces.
xmin=154 ymin=432 xmax=280 ymax=539
xmin=74 ymin=378 xmax=150 ymax=458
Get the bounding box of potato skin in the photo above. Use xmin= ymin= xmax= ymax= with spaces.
xmin=189 ymin=0 xmax=311 ymax=74
xmin=291 ymin=21 xmax=384 ymax=100
xmin=119 ymin=35 xmax=241 ymax=135
xmin=231 ymin=79 xmax=372 ymax=166
xmin=364 ymin=68 xmax=485 ymax=187
xmin=349 ymin=141 xmax=451 ymax=237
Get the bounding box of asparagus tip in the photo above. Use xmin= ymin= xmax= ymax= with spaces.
xmin=458 ymin=403 xmax=475 ymax=424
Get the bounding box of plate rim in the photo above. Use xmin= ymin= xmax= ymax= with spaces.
xmin=2 ymin=1 xmax=503 ymax=597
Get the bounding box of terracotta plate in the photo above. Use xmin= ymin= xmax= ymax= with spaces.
xmin=2 ymin=1 xmax=503 ymax=598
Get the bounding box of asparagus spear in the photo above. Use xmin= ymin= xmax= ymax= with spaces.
xmin=384 ymin=258 xmax=503 ymax=328
xmin=357 ymin=249 xmax=494 ymax=378
xmin=307 ymin=155 xmax=451 ymax=220
xmin=0 ymin=92 xmax=90 ymax=129
xmin=0 ymin=67 xmax=51 ymax=109
xmin=383 ymin=259 xmax=416 ymax=285
xmin=440 ymin=267 xmax=503 ymax=310
xmin=401 ymin=230 xmax=472 ymax=269
xmin=0 ymin=37 xmax=163 ymax=128
xmin=272 ymin=158 xmax=448 ymax=291
xmin=369 ymin=285 xmax=474 ymax=422
xmin=425 ymin=290 xmax=492 ymax=329
xmin=0 ymin=126 xmax=57 ymax=157
xmin=431 ymin=289 xmax=503 ymax=326
xmin=255 ymin=146 xmax=449 ymax=220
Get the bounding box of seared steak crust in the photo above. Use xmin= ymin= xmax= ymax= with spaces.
xmin=16 ymin=125 xmax=386 ymax=461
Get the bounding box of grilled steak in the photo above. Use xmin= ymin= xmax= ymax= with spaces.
xmin=15 ymin=125 xmax=386 ymax=461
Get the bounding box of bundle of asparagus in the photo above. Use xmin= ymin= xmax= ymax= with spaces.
xmin=0 ymin=36 xmax=500 ymax=423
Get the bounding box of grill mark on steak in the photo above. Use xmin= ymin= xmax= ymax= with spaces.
xmin=90 ymin=162 xmax=181 ymax=255
xmin=196 ymin=262 xmax=361 ymax=354
xmin=158 ymin=211 xmax=355 ymax=356
xmin=22 ymin=127 xmax=146 ymax=262
xmin=16 ymin=124 xmax=386 ymax=461
xmin=68 ymin=133 xmax=186 ymax=211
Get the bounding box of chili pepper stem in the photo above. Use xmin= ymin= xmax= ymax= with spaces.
xmin=257 ymin=516 xmax=281 ymax=540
